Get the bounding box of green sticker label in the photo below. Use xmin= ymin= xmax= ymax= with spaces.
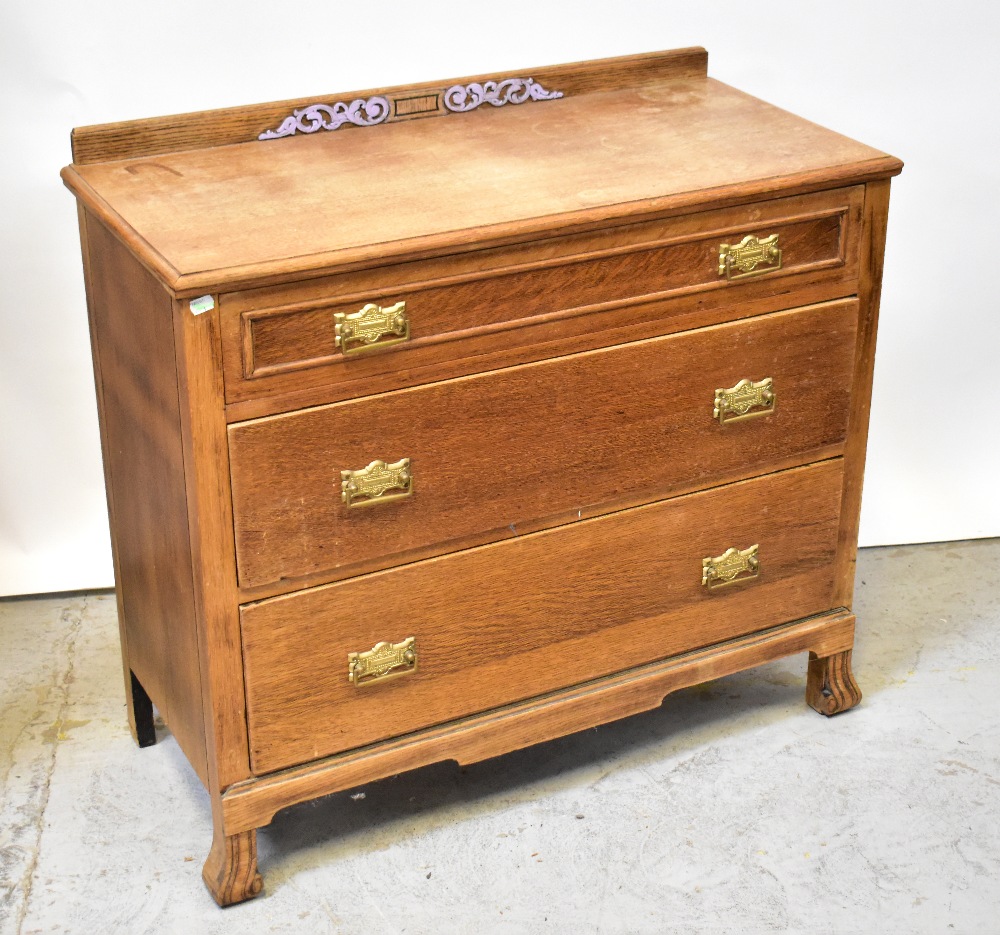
xmin=189 ymin=295 xmax=215 ymax=315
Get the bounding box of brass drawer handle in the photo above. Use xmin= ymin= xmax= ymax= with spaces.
xmin=714 ymin=377 xmax=775 ymax=425
xmin=718 ymin=234 xmax=781 ymax=280
xmin=702 ymin=544 xmax=760 ymax=589
xmin=334 ymin=301 xmax=409 ymax=355
xmin=348 ymin=637 xmax=417 ymax=687
xmin=341 ymin=458 xmax=412 ymax=508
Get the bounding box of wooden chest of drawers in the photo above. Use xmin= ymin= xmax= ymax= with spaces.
xmin=62 ymin=48 xmax=902 ymax=905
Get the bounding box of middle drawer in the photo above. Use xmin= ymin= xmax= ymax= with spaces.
xmin=228 ymin=298 xmax=858 ymax=594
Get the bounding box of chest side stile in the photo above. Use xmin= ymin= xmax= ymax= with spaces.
xmin=171 ymin=293 xmax=261 ymax=902
xmin=171 ymin=298 xmax=253 ymax=781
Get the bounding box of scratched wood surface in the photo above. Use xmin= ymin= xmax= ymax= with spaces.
xmin=833 ymin=179 xmax=893 ymax=608
xmin=61 ymin=60 xmax=899 ymax=295
xmin=228 ymin=300 xmax=858 ymax=596
xmin=220 ymin=187 xmax=863 ymax=419
xmin=80 ymin=214 xmax=208 ymax=784
xmin=69 ymin=48 xmax=710 ymax=165
xmin=240 ymin=459 xmax=845 ymax=773
xmin=224 ymin=609 xmax=858 ymax=833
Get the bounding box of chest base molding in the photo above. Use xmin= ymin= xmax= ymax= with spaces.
xmin=221 ymin=608 xmax=857 ymax=837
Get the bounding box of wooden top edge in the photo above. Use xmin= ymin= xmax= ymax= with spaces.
xmin=69 ymin=47 xmax=709 ymax=165
xmin=61 ymin=166 xmax=183 ymax=285
xmin=64 ymin=155 xmax=901 ymax=298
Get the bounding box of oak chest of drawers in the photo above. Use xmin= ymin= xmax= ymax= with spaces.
xmin=62 ymin=48 xmax=902 ymax=904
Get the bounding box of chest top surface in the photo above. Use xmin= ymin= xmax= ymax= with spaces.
xmin=61 ymin=49 xmax=901 ymax=294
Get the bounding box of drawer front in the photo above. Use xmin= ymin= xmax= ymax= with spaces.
xmin=241 ymin=459 xmax=845 ymax=773
xmin=221 ymin=187 xmax=862 ymax=413
xmin=229 ymin=299 xmax=858 ymax=593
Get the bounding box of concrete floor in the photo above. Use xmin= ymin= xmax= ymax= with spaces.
xmin=1 ymin=540 xmax=998 ymax=934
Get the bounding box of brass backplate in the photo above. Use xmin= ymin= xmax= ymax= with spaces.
xmin=341 ymin=458 xmax=412 ymax=508
xmin=334 ymin=301 xmax=409 ymax=355
xmin=714 ymin=377 xmax=775 ymax=425
xmin=348 ymin=637 xmax=417 ymax=687
xmin=718 ymin=233 xmax=781 ymax=280
xmin=702 ymin=544 xmax=760 ymax=589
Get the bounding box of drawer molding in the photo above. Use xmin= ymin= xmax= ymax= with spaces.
xmin=232 ymin=197 xmax=856 ymax=387
xmin=222 ymin=609 xmax=857 ymax=835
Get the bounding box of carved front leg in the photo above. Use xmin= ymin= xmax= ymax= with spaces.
xmin=806 ymin=649 xmax=862 ymax=716
xmin=203 ymin=828 xmax=263 ymax=907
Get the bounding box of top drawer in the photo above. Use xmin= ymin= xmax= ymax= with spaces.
xmin=220 ymin=187 xmax=863 ymax=415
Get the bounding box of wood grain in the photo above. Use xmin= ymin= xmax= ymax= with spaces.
xmin=223 ymin=273 xmax=860 ymax=424
xmin=806 ymin=649 xmax=862 ymax=715
xmin=229 ymin=300 xmax=858 ymax=595
xmin=224 ymin=609 xmax=857 ymax=834
xmin=224 ymin=186 xmax=859 ymax=319
xmin=202 ymin=828 xmax=262 ymax=907
xmin=76 ymin=203 xmax=148 ymax=746
xmin=240 ymin=459 xmax=845 ymax=773
xmin=223 ymin=187 xmax=859 ymax=409
xmin=245 ymin=214 xmax=841 ymax=375
xmin=61 ymin=67 xmax=900 ymax=296
xmin=170 ymin=288 xmax=257 ymax=904
xmin=70 ymin=48 xmax=710 ymax=165
xmin=170 ymin=298 xmax=252 ymax=793
xmin=833 ymin=179 xmax=892 ymax=607
xmin=80 ymin=214 xmax=207 ymax=784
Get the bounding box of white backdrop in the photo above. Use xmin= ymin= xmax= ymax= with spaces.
xmin=1 ymin=1 xmax=997 ymax=596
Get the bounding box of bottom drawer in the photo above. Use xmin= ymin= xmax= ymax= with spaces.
xmin=241 ymin=459 xmax=845 ymax=773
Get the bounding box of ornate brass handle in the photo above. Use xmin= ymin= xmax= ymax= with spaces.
xmin=341 ymin=458 xmax=412 ymax=508
xmin=348 ymin=637 xmax=417 ymax=687
xmin=702 ymin=544 xmax=760 ymax=589
xmin=334 ymin=301 xmax=409 ymax=355
xmin=714 ymin=377 xmax=775 ymax=425
xmin=718 ymin=234 xmax=781 ymax=280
